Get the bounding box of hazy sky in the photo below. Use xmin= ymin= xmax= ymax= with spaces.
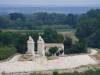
xmin=0 ymin=0 xmax=100 ymax=7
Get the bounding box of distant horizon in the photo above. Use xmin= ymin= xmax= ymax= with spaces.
xmin=0 ymin=0 xmax=100 ymax=7
xmin=0 ymin=6 xmax=100 ymax=15
xmin=0 ymin=5 xmax=100 ymax=8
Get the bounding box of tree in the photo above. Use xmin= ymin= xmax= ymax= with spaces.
xmin=16 ymin=34 xmax=28 ymax=54
xmin=87 ymin=30 xmax=100 ymax=48
xmin=0 ymin=17 xmax=10 ymax=29
xmin=0 ymin=12 xmax=78 ymax=29
xmin=63 ymin=36 xmax=73 ymax=54
xmin=76 ymin=18 xmax=97 ymax=40
xmin=76 ymin=9 xmax=100 ymax=48
xmin=9 ymin=13 xmax=25 ymax=21
xmin=0 ymin=31 xmax=39 ymax=54
xmin=0 ymin=32 xmax=18 ymax=46
xmin=64 ymin=36 xmax=73 ymax=49
xmin=66 ymin=14 xmax=78 ymax=27
xmin=0 ymin=46 xmax=16 ymax=60
xmin=49 ymin=47 xmax=58 ymax=56
xmin=72 ymin=41 xmax=87 ymax=53
xmin=42 ymin=28 xmax=64 ymax=43
xmin=14 ymin=18 xmax=24 ymax=29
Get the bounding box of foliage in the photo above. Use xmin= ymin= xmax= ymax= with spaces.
xmin=9 ymin=13 xmax=25 ymax=21
xmin=49 ymin=47 xmax=58 ymax=55
xmin=0 ymin=17 xmax=10 ymax=29
xmin=59 ymin=69 xmax=100 ymax=75
xmin=64 ymin=36 xmax=87 ymax=54
xmin=0 ymin=12 xmax=78 ymax=29
xmin=71 ymin=41 xmax=87 ymax=53
xmin=16 ymin=34 xmax=27 ymax=53
xmin=0 ymin=46 xmax=16 ymax=60
xmin=42 ymin=28 xmax=64 ymax=43
xmin=53 ymin=71 xmax=59 ymax=75
xmin=0 ymin=32 xmax=19 ymax=46
xmin=31 ymin=69 xmax=100 ymax=75
xmin=0 ymin=32 xmax=39 ymax=54
xmin=64 ymin=36 xmax=73 ymax=49
xmin=76 ymin=9 xmax=100 ymax=49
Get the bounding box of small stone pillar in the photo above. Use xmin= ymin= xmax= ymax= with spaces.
xmin=37 ymin=36 xmax=45 ymax=56
xmin=27 ymin=36 xmax=35 ymax=57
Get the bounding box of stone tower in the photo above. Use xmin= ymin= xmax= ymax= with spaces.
xmin=27 ymin=36 xmax=35 ymax=57
xmin=37 ymin=36 xmax=45 ymax=56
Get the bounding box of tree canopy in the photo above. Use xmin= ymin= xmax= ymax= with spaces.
xmin=0 ymin=12 xmax=77 ymax=29
xmin=76 ymin=9 xmax=100 ymax=48
xmin=42 ymin=28 xmax=64 ymax=43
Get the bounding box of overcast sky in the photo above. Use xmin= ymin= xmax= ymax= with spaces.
xmin=0 ymin=0 xmax=100 ymax=7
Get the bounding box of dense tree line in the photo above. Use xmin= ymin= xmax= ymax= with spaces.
xmin=0 ymin=12 xmax=77 ymax=29
xmin=76 ymin=9 xmax=100 ymax=49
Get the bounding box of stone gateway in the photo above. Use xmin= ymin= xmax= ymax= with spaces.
xmin=27 ymin=35 xmax=64 ymax=64
xmin=27 ymin=36 xmax=64 ymax=57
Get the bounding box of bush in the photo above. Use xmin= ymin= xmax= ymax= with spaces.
xmin=64 ymin=41 xmax=87 ymax=54
xmin=0 ymin=46 xmax=16 ymax=60
xmin=53 ymin=71 xmax=59 ymax=75
xmin=72 ymin=42 xmax=87 ymax=53
xmin=49 ymin=47 xmax=58 ymax=56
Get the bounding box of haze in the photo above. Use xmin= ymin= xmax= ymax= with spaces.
xmin=0 ymin=0 xmax=100 ymax=7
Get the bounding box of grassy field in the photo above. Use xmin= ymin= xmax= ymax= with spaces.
xmin=1 ymin=29 xmax=76 ymax=33
xmin=1 ymin=24 xmax=75 ymax=32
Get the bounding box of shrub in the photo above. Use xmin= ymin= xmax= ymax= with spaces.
xmin=53 ymin=71 xmax=59 ymax=75
xmin=49 ymin=47 xmax=58 ymax=56
xmin=0 ymin=46 xmax=16 ymax=60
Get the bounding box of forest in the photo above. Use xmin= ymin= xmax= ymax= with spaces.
xmin=0 ymin=12 xmax=77 ymax=29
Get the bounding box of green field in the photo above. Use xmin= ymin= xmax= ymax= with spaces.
xmin=1 ymin=25 xmax=75 ymax=33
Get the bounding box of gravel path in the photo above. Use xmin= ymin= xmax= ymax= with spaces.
xmin=0 ymin=54 xmax=97 ymax=74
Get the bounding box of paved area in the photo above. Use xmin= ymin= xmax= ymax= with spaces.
xmin=0 ymin=54 xmax=97 ymax=74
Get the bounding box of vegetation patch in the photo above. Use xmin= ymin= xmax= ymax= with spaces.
xmin=31 ymin=69 xmax=100 ymax=75
xmin=0 ymin=46 xmax=16 ymax=60
xmin=55 ymin=69 xmax=100 ymax=75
